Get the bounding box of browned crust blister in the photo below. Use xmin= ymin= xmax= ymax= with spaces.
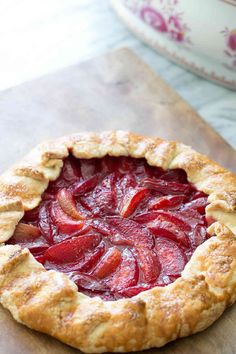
xmin=0 ymin=131 xmax=236 ymax=353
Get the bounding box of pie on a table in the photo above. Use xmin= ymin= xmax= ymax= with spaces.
xmin=0 ymin=131 xmax=236 ymax=352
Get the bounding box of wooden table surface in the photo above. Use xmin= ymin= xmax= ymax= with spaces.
xmin=0 ymin=0 xmax=235 ymax=149
xmin=0 ymin=48 xmax=235 ymax=354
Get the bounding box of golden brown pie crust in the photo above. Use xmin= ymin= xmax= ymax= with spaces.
xmin=0 ymin=131 xmax=236 ymax=353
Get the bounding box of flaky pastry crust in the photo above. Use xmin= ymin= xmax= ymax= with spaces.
xmin=0 ymin=131 xmax=236 ymax=353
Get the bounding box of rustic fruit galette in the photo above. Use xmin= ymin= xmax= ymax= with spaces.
xmin=0 ymin=131 xmax=236 ymax=352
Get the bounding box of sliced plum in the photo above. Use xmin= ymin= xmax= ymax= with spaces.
xmin=92 ymin=247 xmax=122 ymax=279
xmin=155 ymin=237 xmax=187 ymax=276
xmin=135 ymin=248 xmax=160 ymax=283
xmin=148 ymin=195 xmax=186 ymax=211
xmin=182 ymin=197 xmax=208 ymax=214
xmin=44 ymin=234 xmax=101 ymax=264
xmin=120 ymin=188 xmax=149 ymax=217
xmin=108 ymin=249 xmax=139 ymax=292
xmin=57 ymin=189 xmax=85 ymax=220
xmin=141 ymin=177 xmax=192 ymax=195
xmin=106 ymin=216 xmax=154 ymax=248
xmin=51 ymin=201 xmax=84 ymax=233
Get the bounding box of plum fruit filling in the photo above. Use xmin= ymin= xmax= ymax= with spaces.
xmin=7 ymin=155 xmax=210 ymax=300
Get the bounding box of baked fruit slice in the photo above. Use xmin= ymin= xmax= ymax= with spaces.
xmin=0 ymin=131 xmax=236 ymax=353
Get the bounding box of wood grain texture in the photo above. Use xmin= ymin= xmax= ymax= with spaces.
xmin=1 ymin=0 xmax=235 ymax=151
xmin=0 ymin=48 xmax=235 ymax=354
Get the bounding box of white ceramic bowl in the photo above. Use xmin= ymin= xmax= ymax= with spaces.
xmin=111 ymin=0 xmax=236 ymax=90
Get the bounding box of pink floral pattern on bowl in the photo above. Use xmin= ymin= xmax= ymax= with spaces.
xmin=111 ymin=0 xmax=236 ymax=89
xmin=222 ymin=27 xmax=236 ymax=70
xmin=124 ymin=0 xmax=191 ymax=45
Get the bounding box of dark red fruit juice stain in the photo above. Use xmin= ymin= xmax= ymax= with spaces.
xmin=7 ymin=156 xmax=210 ymax=300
